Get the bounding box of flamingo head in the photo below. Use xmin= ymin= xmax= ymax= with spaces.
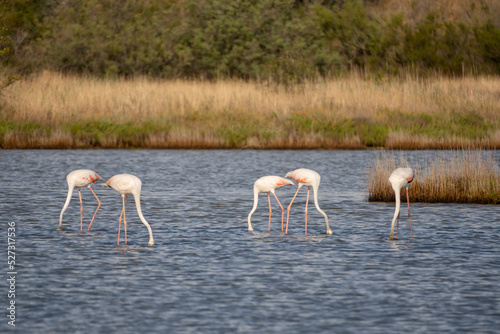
xmin=278 ymin=178 xmax=294 ymax=187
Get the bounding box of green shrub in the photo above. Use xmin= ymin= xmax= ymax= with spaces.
xmin=2 ymin=0 xmax=500 ymax=78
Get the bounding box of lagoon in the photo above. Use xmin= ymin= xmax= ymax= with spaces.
xmin=1 ymin=149 xmax=499 ymax=333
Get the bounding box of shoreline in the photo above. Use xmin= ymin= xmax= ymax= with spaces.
xmin=2 ymin=72 xmax=499 ymax=150
xmin=1 ymin=128 xmax=498 ymax=150
xmin=2 ymin=137 xmax=499 ymax=150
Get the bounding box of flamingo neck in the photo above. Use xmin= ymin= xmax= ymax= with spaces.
xmin=133 ymin=192 xmax=154 ymax=245
xmin=247 ymin=186 xmax=259 ymax=230
xmin=390 ymin=187 xmax=401 ymax=238
xmin=312 ymin=185 xmax=332 ymax=234
xmin=59 ymin=184 xmax=75 ymax=228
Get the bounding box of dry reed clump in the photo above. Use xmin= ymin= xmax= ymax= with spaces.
xmin=385 ymin=133 xmax=500 ymax=150
xmin=367 ymin=151 xmax=500 ymax=204
xmin=1 ymin=71 xmax=500 ymax=149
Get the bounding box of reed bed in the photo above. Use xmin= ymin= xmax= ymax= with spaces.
xmin=1 ymin=71 xmax=500 ymax=149
xmin=367 ymin=150 xmax=500 ymax=204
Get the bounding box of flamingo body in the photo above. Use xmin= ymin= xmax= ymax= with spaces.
xmin=388 ymin=167 xmax=415 ymax=240
xmin=248 ymin=176 xmax=294 ymax=232
xmin=58 ymin=169 xmax=103 ymax=231
xmin=104 ymin=174 xmax=154 ymax=246
xmin=285 ymin=168 xmax=332 ymax=235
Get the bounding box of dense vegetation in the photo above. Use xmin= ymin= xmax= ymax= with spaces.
xmin=1 ymin=72 xmax=498 ymax=149
xmin=367 ymin=150 xmax=500 ymax=204
xmin=0 ymin=1 xmax=499 ymax=151
xmin=1 ymin=0 xmax=500 ymax=81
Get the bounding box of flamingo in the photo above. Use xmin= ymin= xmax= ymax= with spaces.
xmin=285 ymin=168 xmax=332 ymax=235
xmin=103 ymin=174 xmax=154 ymax=246
xmin=58 ymin=169 xmax=103 ymax=232
xmin=247 ymin=176 xmax=294 ymax=232
xmin=388 ymin=167 xmax=415 ymax=240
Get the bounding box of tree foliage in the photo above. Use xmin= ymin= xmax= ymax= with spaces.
xmin=1 ymin=0 xmax=499 ymax=80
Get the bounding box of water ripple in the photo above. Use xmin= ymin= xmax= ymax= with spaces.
xmin=1 ymin=149 xmax=499 ymax=333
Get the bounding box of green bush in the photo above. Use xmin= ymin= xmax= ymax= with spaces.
xmin=1 ymin=0 xmax=499 ymax=78
xmin=474 ymin=21 xmax=500 ymax=73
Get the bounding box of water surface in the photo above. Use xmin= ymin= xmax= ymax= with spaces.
xmin=1 ymin=149 xmax=499 ymax=333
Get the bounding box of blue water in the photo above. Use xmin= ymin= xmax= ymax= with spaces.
xmin=1 ymin=149 xmax=499 ymax=333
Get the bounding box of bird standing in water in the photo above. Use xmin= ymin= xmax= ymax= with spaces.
xmin=248 ymin=176 xmax=294 ymax=232
xmin=285 ymin=168 xmax=332 ymax=235
xmin=388 ymin=167 xmax=415 ymax=240
xmin=59 ymin=169 xmax=103 ymax=231
xmin=104 ymin=174 xmax=155 ymax=246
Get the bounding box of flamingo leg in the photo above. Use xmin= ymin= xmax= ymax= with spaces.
xmin=286 ymin=186 xmax=301 ymax=234
xmin=305 ymin=187 xmax=310 ymax=235
xmin=78 ymin=188 xmax=83 ymax=232
xmin=407 ymin=188 xmax=413 ymax=239
xmin=268 ymin=194 xmax=272 ymax=231
xmin=118 ymin=198 xmax=124 ymax=245
xmin=123 ymin=195 xmax=128 ymax=245
xmin=272 ymin=192 xmax=285 ymax=232
xmin=87 ymin=186 xmax=101 ymax=231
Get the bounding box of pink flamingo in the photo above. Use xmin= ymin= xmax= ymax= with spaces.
xmin=388 ymin=167 xmax=415 ymax=240
xmin=58 ymin=169 xmax=103 ymax=231
xmin=104 ymin=174 xmax=154 ymax=246
xmin=285 ymin=168 xmax=332 ymax=235
xmin=247 ymin=176 xmax=294 ymax=232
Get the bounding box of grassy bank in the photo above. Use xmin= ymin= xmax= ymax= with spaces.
xmin=367 ymin=151 xmax=500 ymax=204
xmin=1 ymin=71 xmax=500 ymax=149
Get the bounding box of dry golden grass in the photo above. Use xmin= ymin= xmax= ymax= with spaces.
xmin=3 ymin=71 xmax=499 ymax=123
xmin=367 ymin=150 xmax=500 ymax=204
xmin=386 ymin=132 xmax=500 ymax=150
xmin=1 ymin=71 xmax=500 ymax=149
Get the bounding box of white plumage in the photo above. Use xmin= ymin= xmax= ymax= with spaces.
xmin=247 ymin=175 xmax=294 ymax=232
xmin=388 ymin=167 xmax=415 ymax=240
